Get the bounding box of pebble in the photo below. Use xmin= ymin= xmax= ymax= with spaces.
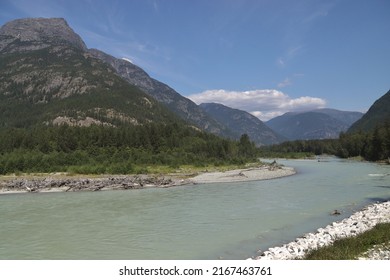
xmin=358 ymin=242 xmax=390 ymax=260
xmin=0 ymin=175 xmax=187 ymax=193
xmin=253 ymin=201 xmax=390 ymax=260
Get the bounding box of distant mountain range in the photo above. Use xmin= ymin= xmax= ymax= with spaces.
xmin=348 ymin=89 xmax=390 ymax=133
xmin=266 ymin=109 xmax=363 ymax=140
xmin=0 ymin=17 xmax=378 ymax=145
xmin=0 ymin=17 xmax=268 ymax=143
xmin=200 ymin=103 xmax=285 ymax=145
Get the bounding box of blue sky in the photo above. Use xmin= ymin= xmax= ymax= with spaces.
xmin=1 ymin=0 xmax=389 ymax=120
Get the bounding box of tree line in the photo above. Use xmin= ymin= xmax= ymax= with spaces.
xmin=261 ymin=121 xmax=390 ymax=162
xmin=0 ymin=123 xmax=258 ymax=175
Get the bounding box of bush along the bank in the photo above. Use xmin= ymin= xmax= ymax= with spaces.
xmin=260 ymin=120 xmax=390 ymax=162
xmin=0 ymin=124 xmax=259 ymax=174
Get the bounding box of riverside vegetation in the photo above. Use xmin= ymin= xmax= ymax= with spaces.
xmin=2 ymin=120 xmax=389 ymax=176
xmin=260 ymin=120 xmax=390 ymax=162
xmin=0 ymin=18 xmax=389 ymax=261
xmin=261 ymin=89 xmax=390 ymax=162
xmin=255 ymin=202 xmax=390 ymax=260
xmin=0 ymin=124 xmax=258 ymax=175
xmin=303 ymin=223 xmax=390 ymax=260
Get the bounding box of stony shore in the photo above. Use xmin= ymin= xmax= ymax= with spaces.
xmin=0 ymin=175 xmax=189 ymax=194
xmin=2 ymin=165 xmax=388 ymax=260
xmin=0 ymin=164 xmax=295 ymax=194
xmin=189 ymin=164 xmax=295 ymax=184
xmin=253 ymin=201 xmax=390 ymax=260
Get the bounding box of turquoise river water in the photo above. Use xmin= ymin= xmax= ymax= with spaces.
xmin=0 ymin=158 xmax=389 ymax=259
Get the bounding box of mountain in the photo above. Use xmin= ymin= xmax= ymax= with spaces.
xmin=312 ymin=109 xmax=364 ymax=127
xmin=88 ymin=49 xmax=234 ymax=137
xmin=0 ymin=17 xmax=232 ymax=137
xmin=199 ymin=103 xmax=286 ymax=145
xmin=0 ymin=18 xmax=177 ymax=128
xmin=88 ymin=49 xmax=231 ymax=137
xmin=266 ymin=109 xmax=363 ymax=140
xmin=0 ymin=17 xmax=233 ymax=137
xmin=0 ymin=17 xmax=87 ymax=53
xmin=348 ymin=89 xmax=390 ymax=132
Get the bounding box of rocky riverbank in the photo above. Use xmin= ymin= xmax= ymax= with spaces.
xmin=0 ymin=163 xmax=296 ymax=195
xmin=189 ymin=164 xmax=295 ymax=184
xmin=253 ymin=201 xmax=390 ymax=260
xmin=0 ymin=175 xmax=189 ymax=194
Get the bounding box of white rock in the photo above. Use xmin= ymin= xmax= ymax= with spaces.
xmin=254 ymin=201 xmax=390 ymax=260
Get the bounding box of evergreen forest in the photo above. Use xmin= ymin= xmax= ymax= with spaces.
xmin=261 ymin=121 xmax=390 ymax=162
xmin=0 ymin=123 xmax=258 ymax=175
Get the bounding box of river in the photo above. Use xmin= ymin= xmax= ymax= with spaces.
xmin=0 ymin=157 xmax=389 ymax=259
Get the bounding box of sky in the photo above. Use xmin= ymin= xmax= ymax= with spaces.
xmin=0 ymin=0 xmax=389 ymax=121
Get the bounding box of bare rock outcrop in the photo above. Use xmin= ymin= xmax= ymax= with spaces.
xmin=0 ymin=17 xmax=87 ymax=54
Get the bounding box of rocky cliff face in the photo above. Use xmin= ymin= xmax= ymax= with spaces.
xmin=0 ymin=17 xmax=87 ymax=54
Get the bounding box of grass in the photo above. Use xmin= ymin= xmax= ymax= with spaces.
xmin=0 ymin=161 xmax=265 ymax=180
xmin=146 ymin=161 xmax=264 ymax=178
xmin=303 ymin=223 xmax=390 ymax=260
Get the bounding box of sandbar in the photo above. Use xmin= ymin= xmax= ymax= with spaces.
xmin=189 ymin=165 xmax=296 ymax=184
xmin=0 ymin=164 xmax=296 ymax=195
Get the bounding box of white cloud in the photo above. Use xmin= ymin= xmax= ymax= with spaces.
xmin=277 ymin=74 xmax=305 ymax=88
xmin=251 ymin=110 xmax=285 ymax=121
xmin=302 ymin=3 xmax=334 ymax=24
xmin=188 ymin=89 xmax=326 ymax=121
xmin=276 ymin=45 xmax=304 ymax=68
xmin=121 ymin=57 xmax=133 ymax=63
xmin=152 ymin=0 xmax=159 ymax=13
xmin=277 ymin=78 xmax=292 ymax=88
xmin=276 ymin=57 xmax=285 ymax=67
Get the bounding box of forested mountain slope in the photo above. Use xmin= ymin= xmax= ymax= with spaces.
xmin=0 ymin=17 xmax=259 ymax=174
xmin=200 ymin=103 xmax=286 ymax=145
xmin=0 ymin=18 xmax=177 ymax=128
xmin=348 ymin=89 xmax=390 ymax=132
xmin=88 ymin=49 xmax=231 ymax=137
xmin=266 ymin=109 xmax=363 ymax=140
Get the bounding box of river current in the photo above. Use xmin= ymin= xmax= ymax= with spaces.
xmin=0 ymin=158 xmax=389 ymax=259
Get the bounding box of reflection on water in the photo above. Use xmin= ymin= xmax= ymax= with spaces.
xmin=0 ymin=158 xmax=389 ymax=259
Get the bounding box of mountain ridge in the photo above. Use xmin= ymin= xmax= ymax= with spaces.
xmin=88 ymin=48 xmax=231 ymax=137
xmin=0 ymin=17 xmax=179 ymax=128
xmin=266 ymin=109 xmax=363 ymax=140
xmin=348 ymin=89 xmax=390 ymax=132
xmin=200 ymin=102 xmax=286 ymax=145
xmin=0 ymin=17 xmax=233 ymax=137
xmin=0 ymin=17 xmax=87 ymax=53
xmin=1 ymin=17 xmax=371 ymax=144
